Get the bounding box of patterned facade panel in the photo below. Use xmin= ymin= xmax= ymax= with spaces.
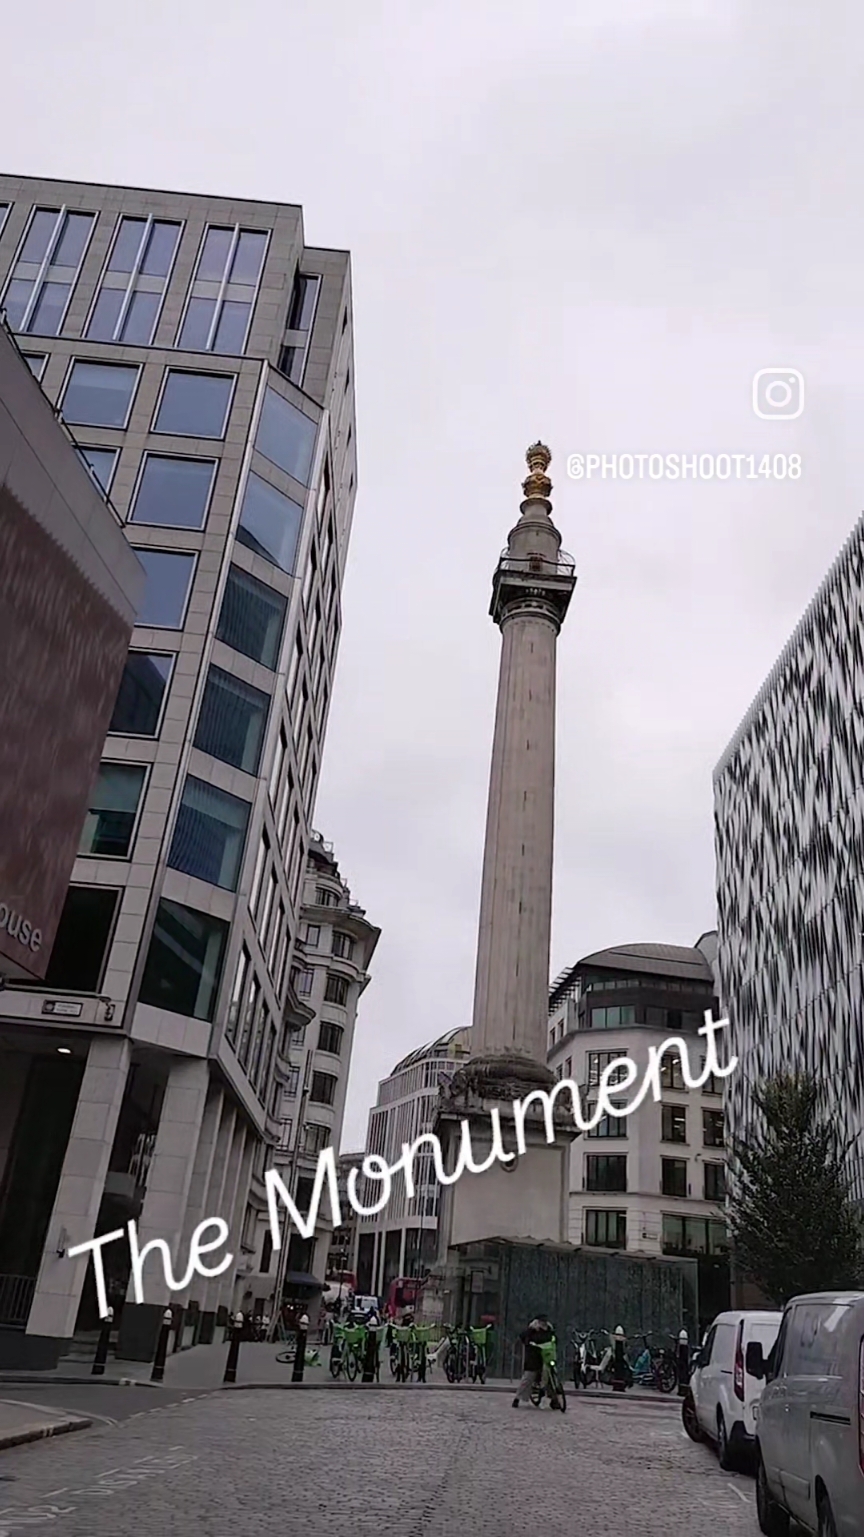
xmin=714 ymin=514 xmax=864 ymax=1202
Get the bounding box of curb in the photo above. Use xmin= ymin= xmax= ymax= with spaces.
xmin=0 ymin=1415 xmax=92 ymax=1451
xmin=0 ymin=1375 xmax=158 ymax=1388
xmin=220 ymin=1380 xmax=680 ymax=1405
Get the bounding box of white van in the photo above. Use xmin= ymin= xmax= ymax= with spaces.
xmin=749 ymin=1290 xmax=864 ymax=1536
xmin=683 ymin=1308 xmax=782 ymax=1469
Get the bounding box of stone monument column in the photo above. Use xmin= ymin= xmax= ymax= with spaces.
xmin=431 ymin=446 xmax=577 ymax=1317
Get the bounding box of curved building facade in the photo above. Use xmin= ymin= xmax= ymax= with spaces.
xmin=354 ymin=1027 xmax=471 ymax=1299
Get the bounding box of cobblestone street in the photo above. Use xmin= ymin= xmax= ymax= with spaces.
xmin=0 ymin=1388 xmax=757 ymax=1536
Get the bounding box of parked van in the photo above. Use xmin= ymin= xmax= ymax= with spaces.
xmin=682 ymin=1308 xmax=782 ymax=1469
xmin=748 ymin=1290 xmax=864 ymax=1536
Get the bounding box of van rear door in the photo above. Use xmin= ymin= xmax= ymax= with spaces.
xmin=782 ymin=1300 xmax=851 ymax=1529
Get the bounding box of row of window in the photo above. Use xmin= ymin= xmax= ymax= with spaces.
xmin=225 ymin=945 xmax=278 ymax=1105
xmin=661 ymin=1105 xmax=725 ymax=1146
xmin=581 ymin=1050 xmax=723 ymax=1094
xmin=290 ymin=966 xmax=350 ymax=1007
xmin=302 ymin=922 xmax=355 ymax=960
xmin=2 ymin=208 xmax=268 ymax=354
xmin=583 ymin=1210 xmax=728 ymax=1254
xmin=583 ymin=1154 xmax=726 ymax=1200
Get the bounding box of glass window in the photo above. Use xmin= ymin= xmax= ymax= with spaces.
xmin=178 ymin=296 xmax=216 ymax=351
xmin=108 ymin=217 xmax=147 ymax=273
xmin=318 ymin=1022 xmax=344 ymax=1056
xmin=86 ymin=287 xmax=125 ymax=342
xmin=168 ymin=776 xmax=251 ymax=891
xmin=586 ymin=1100 xmax=628 ymax=1139
xmin=278 ymin=345 xmax=304 ymax=384
xmin=661 ymin=1158 xmax=688 ymax=1198
xmin=28 ymin=282 xmax=70 ymax=337
xmin=140 ymin=221 xmax=180 ymax=277
xmin=216 ymin=566 xmax=287 ymax=670
xmin=585 ymin=1154 xmax=627 ymax=1193
xmin=44 ymin=886 xmax=119 ymax=991
xmin=324 ymin=973 xmax=349 ymax=1006
xmin=62 ymin=360 xmax=139 ymax=427
xmin=20 ymin=209 xmax=59 ymax=263
xmin=293 ymin=968 xmax=313 ymax=996
xmin=661 ymin=1104 xmax=687 ymax=1144
xmin=198 ymin=227 xmax=234 ymax=281
xmin=212 ymin=300 xmax=251 ymax=355
xmin=130 ymin=454 xmax=216 ymax=529
xmin=585 ymin=1210 xmax=627 ymax=1249
xmin=310 ymin=1071 xmax=337 ymax=1106
xmin=230 ymin=231 xmax=268 ymax=284
xmin=77 ymin=447 xmax=118 ymax=495
xmin=52 ymin=212 xmax=94 ymax=268
xmin=122 ymin=290 xmax=161 ymax=345
xmin=704 ymin=1162 xmax=726 ymax=1201
xmin=236 ymin=471 xmax=304 ymax=573
xmin=256 ymin=390 xmax=317 ymax=485
xmin=287 ymin=273 xmax=319 ymax=331
xmin=331 ymin=932 xmax=354 ymax=961
xmin=79 ymin=762 xmax=147 ymax=858
xmin=304 ymin=923 xmax=320 ymax=947
xmin=227 ymin=946 xmax=250 ymax=1045
xmin=109 ymin=651 xmax=174 ymax=735
xmin=139 ymin=899 xmax=229 ymax=1021
xmin=22 ymin=354 xmax=47 ymax=380
xmin=305 ymin=1123 xmax=330 ymax=1155
xmin=135 ymin=550 xmax=196 ymax=628
xmin=155 ymin=370 xmax=233 ymax=438
xmin=703 ymin=1108 xmax=725 ymax=1148
xmin=660 ymin=1053 xmax=685 ymax=1090
xmin=194 ymin=665 xmax=270 ymax=774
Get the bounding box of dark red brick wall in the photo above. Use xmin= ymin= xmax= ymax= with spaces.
xmin=0 ymin=481 xmax=131 ymax=979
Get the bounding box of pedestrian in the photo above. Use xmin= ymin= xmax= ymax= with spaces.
xmin=512 ymin=1312 xmax=555 ymax=1407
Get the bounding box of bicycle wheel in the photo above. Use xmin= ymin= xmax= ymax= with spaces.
xmin=329 ymin=1345 xmax=343 ymax=1379
xmin=444 ymin=1347 xmax=457 ymax=1384
xmin=389 ymin=1344 xmax=400 ymax=1377
xmin=345 ymin=1345 xmax=359 ymax=1381
xmin=549 ymin=1368 xmax=566 ymax=1412
xmin=656 ymin=1357 xmax=678 ymax=1395
xmin=476 ymin=1351 xmax=486 ymax=1385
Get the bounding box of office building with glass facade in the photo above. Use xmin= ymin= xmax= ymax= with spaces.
xmin=0 ymin=174 xmax=359 ymax=1366
xmin=715 ymin=513 xmax=864 ymax=1210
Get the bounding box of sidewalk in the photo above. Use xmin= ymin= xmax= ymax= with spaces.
xmin=0 ymin=1398 xmax=91 ymax=1451
xmin=0 ymin=1342 xmax=681 ymax=1405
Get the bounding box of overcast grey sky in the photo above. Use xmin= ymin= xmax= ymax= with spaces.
xmin=4 ymin=1 xmax=863 ymax=1147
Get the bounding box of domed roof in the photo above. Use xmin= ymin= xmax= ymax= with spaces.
xmin=549 ymin=941 xmax=715 ymax=1010
xmin=390 ymin=1025 xmax=471 ymax=1075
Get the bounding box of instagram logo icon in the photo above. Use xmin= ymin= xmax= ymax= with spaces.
xmin=752 ymin=368 xmax=804 ymax=420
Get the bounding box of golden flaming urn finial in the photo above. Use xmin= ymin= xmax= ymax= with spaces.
xmin=522 ymin=441 xmax=552 ymax=501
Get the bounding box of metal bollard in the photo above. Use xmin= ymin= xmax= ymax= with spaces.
xmin=91 ymin=1307 xmax=114 ymax=1376
xmin=361 ymin=1326 xmax=378 ymax=1384
xmin=677 ymin=1332 xmax=691 ymax=1396
xmin=151 ymin=1308 xmax=174 ymax=1383
xmin=223 ymin=1311 xmax=245 ymax=1384
xmin=292 ymin=1312 xmax=309 ymax=1383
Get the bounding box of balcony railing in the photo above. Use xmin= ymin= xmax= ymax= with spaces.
xmin=497 ymin=549 xmax=576 ymax=577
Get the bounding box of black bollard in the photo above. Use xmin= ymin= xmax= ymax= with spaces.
xmin=361 ymin=1325 xmax=378 ymax=1383
xmin=151 ymin=1309 xmax=174 ymax=1383
xmin=292 ymin=1312 xmax=309 ymax=1383
xmin=91 ymin=1307 xmax=114 ymax=1376
xmin=677 ymin=1334 xmax=691 ymax=1396
xmin=223 ymin=1312 xmax=244 ymax=1384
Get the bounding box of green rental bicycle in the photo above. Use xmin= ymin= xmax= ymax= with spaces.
xmin=468 ymin=1325 xmax=491 ymax=1384
xmin=529 ymin=1337 xmax=567 ymax=1412
xmin=328 ymin=1322 xmax=370 ymax=1381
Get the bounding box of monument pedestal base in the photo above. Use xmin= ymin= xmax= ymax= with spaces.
xmin=427 ymin=1058 xmax=577 ymax=1329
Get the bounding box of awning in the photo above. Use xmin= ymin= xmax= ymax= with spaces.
xmin=284 ymin=1272 xmax=324 ymax=1290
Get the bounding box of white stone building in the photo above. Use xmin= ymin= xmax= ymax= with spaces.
xmin=354 ymin=1028 xmax=471 ymax=1301
xmin=243 ymin=832 xmax=378 ymax=1312
xmin=547 ymin=937 xmax=730 ymax=1315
